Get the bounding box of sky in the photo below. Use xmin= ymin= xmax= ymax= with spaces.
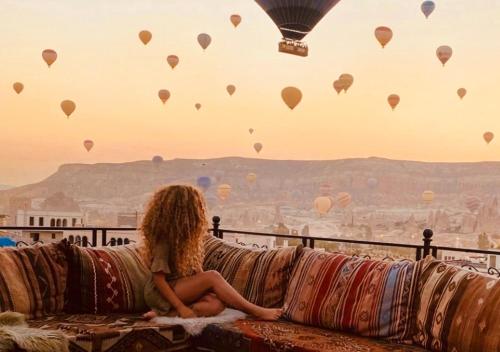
xmin=2 ymin=0 xmax=500 ymax=186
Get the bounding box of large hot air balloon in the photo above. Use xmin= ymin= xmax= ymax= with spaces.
xmin=42 ymin=49 xmax=57 ymax=67
xmin=61 ymin=100 xmax=76 ymax=118
xmin=421 ymin=1 xmax=435 ymax=19
xmin=197 ymin=176 xmax=212 ymax=191
xmin=158 ymin=90 xmax=170 ymax=104
xmin=255 ymin=0 xmax=341 ymax=56
xmin=333 ymin=80 xmax=343 ymax=94
xmin=338 ymin=74 xmax=353 ymax=92
xmin=167 ymin=55 xmax=179 ymax=69
xmin=138 ymin=30 xmax=152 ymax=45
xmin=195 ymin=103 xmax=202 ymax=110
xmin=83 ymin=140 xmax=94 ymax=152
xmin=465 ymin=196 xmax=481 ymax=213
xmin=226 ymin=85 xmax=236 ymax=96
xmin=422 ymin=190 xmax=434 ymax=204
xmin=246 ymin=172 xmax=257 ymax=184
xmin=281 ymin=87 xmax=302 ymax=110
xmin=374 ymin=26 xmax=393 ymax=48
xmin=197 ymin=33 xmax=212 ymax=50
xmin=249 ymin=128 xmax=254 ymax=134
xmin=436 ymin=46 xmax=452 ymax=66
xmin=230 ymin=14 xmax=242 ymax=28
xmin=457 ymin=88 xmax=467 ymax=100
xmin=152 ymin=155 xmax=164 ymax=164
xmin=387 ymin=94 xmax=400 ymax=110
xmin=217 ymin=184 xmax=232 ymax=200
xmin=254 ymin=142 xmax=263 ymax=154
xmin=13 ymin=82 xmax=24 ymax=94
xmin=484 ymin=132 xmax=494 ymax=144
xmin=314 ymin=196 xmax=333 ymax=215
xmin=337 ymin=192 xmax=352 ymax=208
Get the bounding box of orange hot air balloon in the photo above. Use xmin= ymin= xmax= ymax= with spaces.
xmin=230 ymin=14 xmax=242 ymax=28
xmin=195 ymin=103 xmax=202 ymax=110
xmin=226 ymin=85 xmax=236 ymax=96
xmin=42 ymin=49 xmax=57 ymax=67
xmin=338 ymin=74 xmax=354 ymax=92
xmin=484 ymin=132 xmax=494 ymax=144
xmin=60 ymin=100 xmax=76 ymax=118
xmin=387 ymin=94 xmax=400 ymax=110
xmin=217 ymin=184 xmax=232 ymax=200
xmin=253 ymin=142 xmax=263 ymax=154
xmin=333 ymin=80 xmax=343 ymax=94
xmin=281 ymin=87 xmax=302 ymax=110
xmin=197 ymin=33 xmax=212 ymax=50
xmin=246 ymin=172 xmax=257 ymax=184
xmin=436 ymin=45 xmax=452 ymax=66
xmin=249 ymin=128 xmax=254 ymax=134
xmin=374 ymin=26 xmax=393 ymax=48
xmin=167 ymin=55 xmax=179 ymax=69
xmin=83 ymin=140 xmax=94 ymax=152
xmin=158 ymin=90 xmax=170 ymax=104
xmin=422 ymin=190 xmax=434 ymax=204
xmin=13 ymin=82 xmax=24 ymax=94
xmin=138 ymin=30 xmax=152 ymax=45
xmin=457 ymin=88 xmax=467 ymax=100
xmin=337 ymin=192 xmax=352 ymax=208
xmin=314 ymin=196 xmax=333 ymax=215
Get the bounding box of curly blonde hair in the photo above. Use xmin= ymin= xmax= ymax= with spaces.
xmin=141 ymin=185 xmax=208 ymax=276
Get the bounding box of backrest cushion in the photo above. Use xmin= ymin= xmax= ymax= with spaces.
xmin=65 ymin=244 xmax=149 ymax=314
xmin=283 ymin=248 xmax=418 ymax=343
xmin=412 ymin=256 xmax=500 ymax=351
xmin=0 ymin=242 xmax=68 ymax=319
xmin=203 ymin=235 xmax=302 ymax=308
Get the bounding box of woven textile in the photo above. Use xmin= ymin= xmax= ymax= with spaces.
xmin=65 ymin=244 xmax=149 ymax=314
xmin=203 ymin=236 xmax=302 ymax=308
xmin=413 ymin=256 xmax=500 ymax=351
xmin=283 ymin=249 xmax=418 ymax=343
xmin=0 ymin=242 xmax=68 ymax=318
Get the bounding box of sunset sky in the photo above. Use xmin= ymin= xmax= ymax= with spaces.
xmin=2 ymin=0 xmax=500 ymax=185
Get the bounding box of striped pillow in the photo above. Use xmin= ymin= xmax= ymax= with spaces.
xmin=0 ymin=242 xmax=68 ymax=319
xmin=283 ymin=248 xmax=418 ymax=343
xmin=413 ymin=256 xmax=500 ymax=351
xmin=203 ymin=236 xmax=302 ymax=308
xmin=65 ymin=244 xmax=150 ymax=314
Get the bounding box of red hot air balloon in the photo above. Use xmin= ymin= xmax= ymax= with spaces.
xmin=83 ymin=140 xmax=94 ymax=152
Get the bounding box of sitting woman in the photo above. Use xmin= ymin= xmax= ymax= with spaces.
xmin=142 ymin=184 xmax=282 ymax=320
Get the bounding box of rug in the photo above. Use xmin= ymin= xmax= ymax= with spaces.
xmin=153 ymin=308 xmax=246 ymax=335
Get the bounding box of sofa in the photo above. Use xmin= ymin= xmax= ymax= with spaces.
xmin=0 ymin=235 xmax=499 ymax=352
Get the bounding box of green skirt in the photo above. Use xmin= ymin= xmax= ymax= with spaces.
xmin=143 ymin=275 xmax=178 ymax=315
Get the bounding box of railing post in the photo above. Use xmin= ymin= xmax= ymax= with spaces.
xmin=422 ymin=229 xmax=433 ymax=257
xmin=82 ymin=236 xmax=88 ymax=247
xmin=416 ymin=247 xmax=422 ymax=261
xmin=302 ymin=238 xmax=308 ymax=248
xmin=309 ymin=239 xmax=315 ymax=249
xmin=102 ymin=229 xmax=107 ymax=247
xmin=212 ymin=216 xmax=221 ymax=238
xmin=124 ymin=238 xmax=130 ymax=245
xmin=92 ymin=229 xmax=98 ymax=247
xmin=110 ymin=238 xmax=116 ymax=246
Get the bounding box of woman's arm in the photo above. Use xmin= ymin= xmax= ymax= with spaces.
xmin=153 ymin=272 xmax=196 ymax=318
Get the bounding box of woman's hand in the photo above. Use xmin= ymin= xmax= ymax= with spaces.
xmin=177 ymin=305 xmax=197 ymax=319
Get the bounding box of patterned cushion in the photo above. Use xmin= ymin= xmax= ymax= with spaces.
xmin=412 ymin=256 xmax=500 ymax=351
xmin=203 ymin=236 xmax=302 ymax=308
xmin=283 ymin=248 xmax=418 ymax=343
xmin=65 ymin=244 xmax=150 ymax=314
xmin=0 ymin=242 xmax=67 ymax=318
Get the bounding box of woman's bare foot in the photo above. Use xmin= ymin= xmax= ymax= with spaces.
xmin=143 ymin=310 xmax=157 ymax=320
xmin=253 ymin=307 xmax=282 ymax=321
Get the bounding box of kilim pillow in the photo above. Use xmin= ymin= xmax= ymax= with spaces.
xmin=0 ymin=242 xmax=68 ymax=319
xmin=65 ymin=244 xmax=150 ymax=314
xmin=283 ymin=248 xmax=418 ymax=343
xmin=412 ymin=255 xmax=500 ymax=351
xmin=203 ymin=235 xmax=303 ymax=308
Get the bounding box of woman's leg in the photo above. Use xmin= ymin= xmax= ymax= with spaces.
xmin=173 ymin=270 xmax=281 ymax=321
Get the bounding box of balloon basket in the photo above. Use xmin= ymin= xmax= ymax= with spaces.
xmin=279 ymin=40 xmax=308 ymax=57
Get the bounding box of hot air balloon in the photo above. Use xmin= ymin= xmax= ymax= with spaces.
xmin=465 ymin=196 xmax=481 ymax=213
xmin=387 ymin=94 xmax=400 ymax=110
xmin=158 ymin=90 xmax=170 ymax=104
xmin=195 ymin=103 xmax=202 ymax=110
xmin=42 ymin=49 xmax=57 ymax=67
xmin=484 ymin=132 xmax=494 ymax=144
xmin=152 ymin=155 xmax=164 ymax=164
xmin=254 ymin=142 xmax=263 ymax=154
xmin=197 ymin=176 xmax=212 ymax=191
xmin=421 ymin=1 xmax=435 ymax=19
xmin=60 ymin=100 xmax=76 ymax=118
xmin=337 ymin=192 xmax=352 ymax=208
xmin=338 ymin=74 xmax=354 ymax=92
xmin=255 ymin=0 xmax=341 ymax=57
xmin=167 ymin=55 xmax=179 ymax=69
xmin=83 ymin=140 xmax=94 ymax=152
xmin=281 ymin=87 xmax=302 ymax=110
xmin=319 ymin=183 xmax=333 ymax=196
xmin=226 ymin=85 xmax=236 ymax=96
xmin=436 ymin=46 xmax=452 ymax=66
xmin=197 ymin=33 xmax=212 ymax=50
xmin=217 ymin=184 xmax=232 ymax=200
xmin=314 ymin=196 xmax=333 ymax=215
xmin=457 ymin=88 xmax=467 ymax=100
xmin=422 ymin=190 xmax=434 ymax=204
xmin=13 ymin=82 xmax=24 ymax=94
xmin=249 ymin=128 xmax=254 ymax=134
xmin=230 ymin=14 xmax=242 ymax=28
xmin=374 ymin=26 xmax=393 ymax=48
xmin=367 ymin=177 xmax=378 ymax=189
xmin=138 ymin=30 xmax=152 ymax=45
xmin=333 ymin=80 xmax=343 ymax=94
xmin=246 ymin=172 xmax=257 ymax=184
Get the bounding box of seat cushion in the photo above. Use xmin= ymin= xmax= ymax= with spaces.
xmin=65 ymin=244 xmax=150 ymax=314
xmin=28 ymin=313 xmax=190 ymax=352
xmin=203 ymin=236 xmax=302 ymax=308
xmin=283 ymin=248 xmax=418 ymax=343
xmin=412 ymin=256 xmax=500 ymax=352
xmin=0 ymin=242 xmax=68 ymax=318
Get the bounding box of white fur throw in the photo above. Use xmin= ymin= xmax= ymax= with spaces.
xmin=153 ymin=308 xmax=246 ymax=336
